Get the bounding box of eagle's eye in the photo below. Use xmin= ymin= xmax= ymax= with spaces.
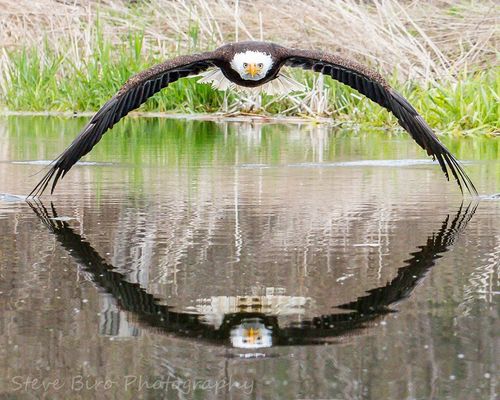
xmin=243 ymin=62 xmax=248 ymax=68
xmin=257 ymin=63 xmax=263 ymax=68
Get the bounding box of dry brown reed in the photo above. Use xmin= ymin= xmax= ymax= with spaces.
xmin=1 ymin=0 xmax=497 ymax=80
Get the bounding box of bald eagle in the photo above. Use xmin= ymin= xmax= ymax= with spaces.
xmin=29 ymin=41 xmax=477 ymax=196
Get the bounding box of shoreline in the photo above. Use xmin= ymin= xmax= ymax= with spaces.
xmin=1 ymin=111 xmax=497 ymax=136
xmin=0 ymin=110 xmax=340 ymax=125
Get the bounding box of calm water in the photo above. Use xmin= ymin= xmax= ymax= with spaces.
xmin=0 ymin=116 xmax=498 ymax=399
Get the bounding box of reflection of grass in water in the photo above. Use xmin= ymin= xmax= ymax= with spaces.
xmin=5 ymin=116 xmax=498 ymax=195
xmin=6 ymin=116 xmax=499 ymax=165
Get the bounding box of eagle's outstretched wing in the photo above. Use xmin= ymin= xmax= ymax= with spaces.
xmin=281 ymin=48 xmax=477 ymax=195
xmin=29 ymin=51 xmax=220 ymax=197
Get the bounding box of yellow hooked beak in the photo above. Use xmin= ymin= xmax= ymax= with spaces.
xmin=245 ymin=327 xmax=260 ymax=343
xmin=245 ymin=63 xmax=261 ymax=77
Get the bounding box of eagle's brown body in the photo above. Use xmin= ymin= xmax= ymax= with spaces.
xmin=30 ymin=41 xmax=476 ymax=196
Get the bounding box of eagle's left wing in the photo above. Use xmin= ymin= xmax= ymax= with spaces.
xmin=280 ymin=48 xmax=477 ymax=195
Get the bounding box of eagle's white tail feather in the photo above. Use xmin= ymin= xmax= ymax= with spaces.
xmin=261 ymin=74 xmax=305 ymax=95
xmin=198 ymin=69 xmax=305 ymax=95
xmin=198 ymin=69 xmax=235 ymax=91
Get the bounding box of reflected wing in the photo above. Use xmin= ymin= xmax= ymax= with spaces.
xmin=29 ymin=51 xmax=220 ymax=197
xmin=28 ymin=200 xmax=217 ymax=339
xmin=282 ymin=49 xmax=477 ymax=195
xmin=279 ymin=202 xmax=477 ymax=343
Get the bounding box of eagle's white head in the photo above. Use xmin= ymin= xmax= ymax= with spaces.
xmin=230 ymin=50 xmax=273 ymax=81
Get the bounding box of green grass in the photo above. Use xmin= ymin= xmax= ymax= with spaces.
xmin=1 ymin=32 xmax=498 ymax=135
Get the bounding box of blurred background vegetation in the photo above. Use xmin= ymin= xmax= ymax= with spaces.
xmin=0 ymin=0 xmax=498 ymax=134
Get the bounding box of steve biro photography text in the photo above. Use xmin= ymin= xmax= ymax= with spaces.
xmin=11 ymin=375 xmax=254 ymax=394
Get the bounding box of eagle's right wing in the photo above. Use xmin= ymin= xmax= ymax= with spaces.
xmin=281 ymin=48 xmax=477 ymax=195
xmin=30 ymin=51 xmax=221 ymax=197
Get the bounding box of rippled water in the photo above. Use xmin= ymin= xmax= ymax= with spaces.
xmin=0 ymin=116 xmax=498 ymax=399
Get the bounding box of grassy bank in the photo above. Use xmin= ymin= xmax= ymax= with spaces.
xmin=0 ymin=0 xmax=498 ymax=134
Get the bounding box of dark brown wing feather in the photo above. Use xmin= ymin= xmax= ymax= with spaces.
xmin=29 ymin=51 xmax=220 ymax=197
xmin=281 ymin=49 xmax=477 ymax=195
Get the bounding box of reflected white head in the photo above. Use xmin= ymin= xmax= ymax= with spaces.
xmin=230 ymin=51 xmax=273 ymax=81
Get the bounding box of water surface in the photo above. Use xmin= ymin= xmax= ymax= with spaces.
xmin=0 ymin=117 xmax=498 ymax=399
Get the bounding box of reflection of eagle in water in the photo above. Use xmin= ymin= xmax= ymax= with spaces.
xmin=29 ymin=201 xmax=476 ymax=349
xmin=29 ymin=41 xmax=476 ymax=196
